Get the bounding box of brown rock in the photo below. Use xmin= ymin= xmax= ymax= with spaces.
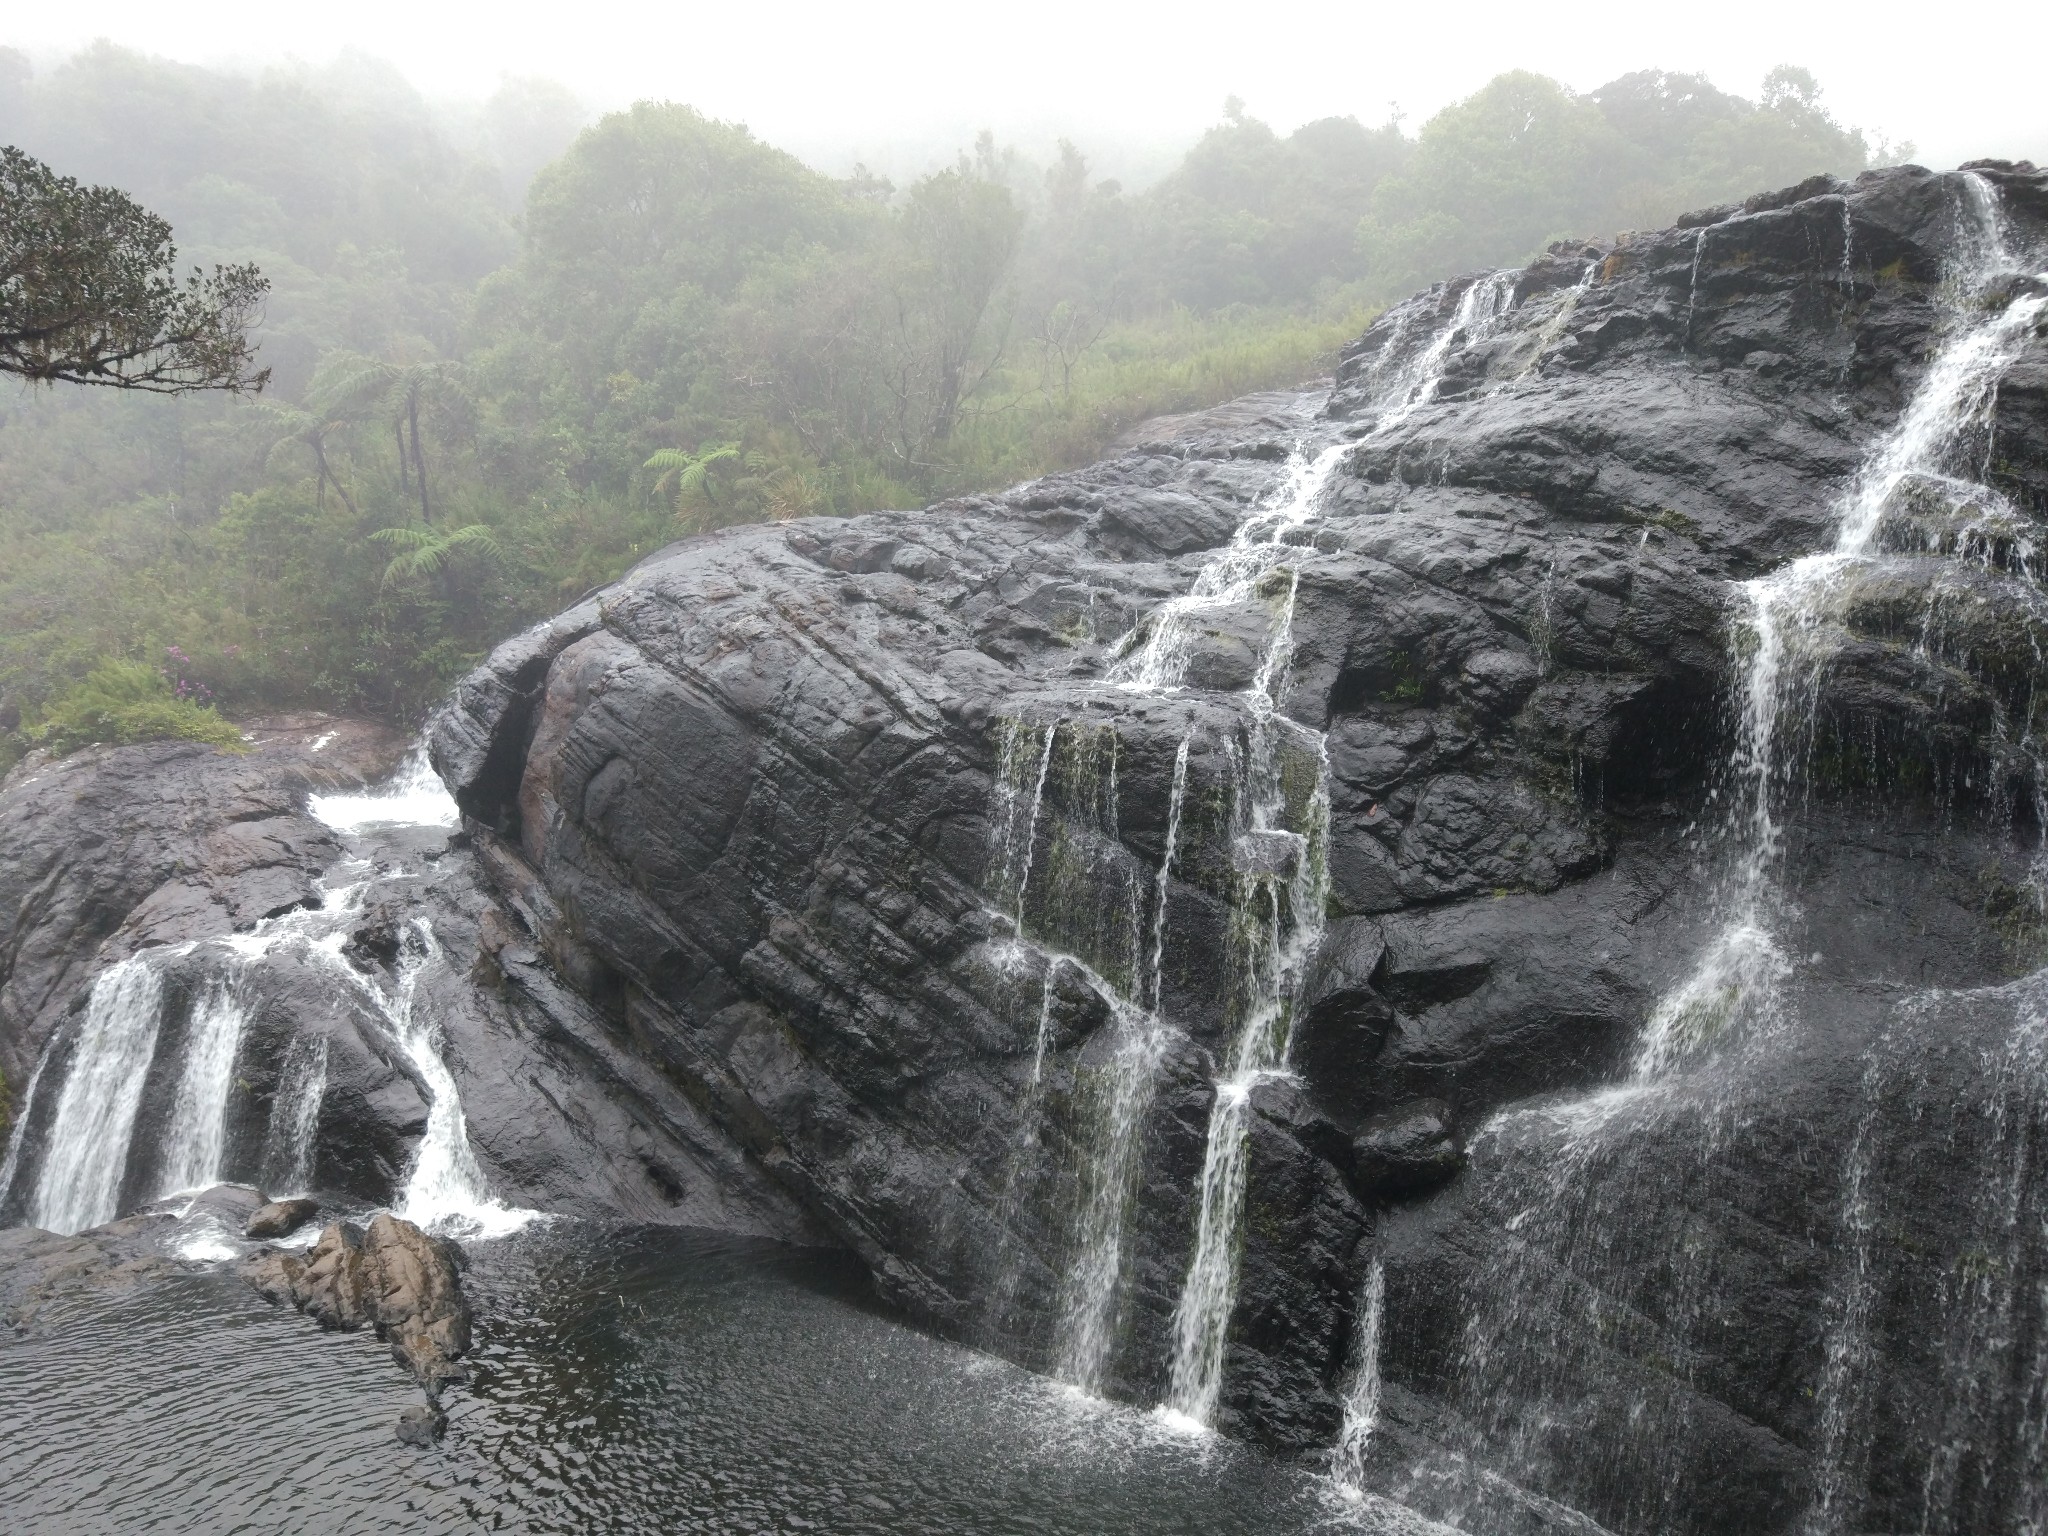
xmin=238 ymin=1247 xmax=305 ymax=1307
xmin=293 ymin=1221 xmax=370 ymax=1330
xmin=244 ymin=1197 xmax=320 ymax=1241
xmin=363 ymin=1213 xmax=471 ymax=1391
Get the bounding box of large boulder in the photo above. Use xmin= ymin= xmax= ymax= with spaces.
xmin=428 ymin=162 xmax=2048 ymax=1479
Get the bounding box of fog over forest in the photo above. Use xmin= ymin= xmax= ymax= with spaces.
xmin=0 ymin=36 xmax=1973 ymax=761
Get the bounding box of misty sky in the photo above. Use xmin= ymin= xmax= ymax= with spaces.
xmin=10 ymin=0 xmax=2044 ymax=175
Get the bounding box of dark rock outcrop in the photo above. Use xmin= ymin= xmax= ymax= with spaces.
xmin=418 ymin=160 xmax=2048 ymax=1503
xmin=3 ymin=162 xmax=2045 ymax=1532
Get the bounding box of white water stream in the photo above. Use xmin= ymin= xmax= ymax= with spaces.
xmin=27 ymin=961 xmax=166 ymax=1234
xmin=2 ymin=746 xmax=532 ymax=1241
xmin=1638 ymin=173 xmax=2047 ymax=1076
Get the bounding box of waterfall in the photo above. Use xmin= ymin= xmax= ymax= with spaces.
xmin=0 ymin=1042 xmax=53 ymax=1213
xmin=1118 ymin=442 xmax=1338 ymax=1427
xmin=982 ymin=709 xmax=1170 ymax=1387
xmin=1371 ymin=271 xmax=1520 ymax=433
xmin=29 ymin=960 xmax=166 ymax=1235
xmin=1640 ymin=173 xmax=2045 ymax=1075
xmin=1148 ymin=737 xmax=1192 ymax=1012
xmin=326 ymin=918 xmax=533 ymax=1238
xmin=1332 ymin=1258 xmax=1388 ymax=1495
xmin=6 ymin=743 xmax=533 ymax=1241
xmin=157 ymin=978 xmax=251 ymax=1196
xmin=1162 ymin=716 xmax=1331 ymax=1424
xmin=987 ymin=716 xmax=1058 ymax=927
xmin=1110 ymin=444 xmax=1349 ymax=693
xmin=1416 ymin=173 xmax=2047 ymax=1532
xmin=308 ymin=744 xmax=460 ymax=833
xmin=1052 ymin=990 xmax=1171 ymax=1392
xmin=1803 ymin=1036 xmax=1895 ymax=1536
xmin=261 ymin=1033 xmax=329 ymax=1195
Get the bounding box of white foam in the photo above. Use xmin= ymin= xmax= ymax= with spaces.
xmin=309 ymin=747 xmax=459 ymax=833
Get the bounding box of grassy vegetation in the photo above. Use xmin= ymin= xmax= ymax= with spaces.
xmin=0 ymin=47 xmax=1888 ymax=763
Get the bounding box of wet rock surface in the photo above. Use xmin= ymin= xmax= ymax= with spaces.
xmin=244 ymin=1196 xmax=320 ymax=1240
xmin=426 ymin=162 xmax=2048 ymax=1471
xmin=1 ymin=163 xmax=2045 ymax=1531
xmin=0 ymin=1213 xmax=187 ymax=1332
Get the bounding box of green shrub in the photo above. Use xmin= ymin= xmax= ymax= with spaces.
xmin=32 ymin=660 xmax=247 ymax=757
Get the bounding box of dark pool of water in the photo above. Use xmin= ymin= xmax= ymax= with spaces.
xmin=0 ymin=1225 xmax=1441 ymax=1534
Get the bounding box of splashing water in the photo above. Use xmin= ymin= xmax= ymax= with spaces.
xmin=309 ymin=745 xmax=459 ymax=833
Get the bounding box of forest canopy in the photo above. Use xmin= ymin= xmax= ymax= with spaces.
xmin=0 ymin=45 xmax=1893 ymax=765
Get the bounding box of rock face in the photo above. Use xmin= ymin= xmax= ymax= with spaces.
xmin=424 ymin=157 xmax=2048 ymax=1525
xmin=244 ymin=1212 xmax=471 ymax=1393
xmin=0 ymin=717 xmax=402 ymax=1091
xmin=2 ymin=162 xmax=2046 ymax=1534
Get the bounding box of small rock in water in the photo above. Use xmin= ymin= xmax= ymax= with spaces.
xmin=244 ymin=1197 xmax=320 ymax=1240
xmin=394 ymin=1402 xmax=447 ymax=1447
xmin=1352 ymin=1099 xmax=1465 ymax=1198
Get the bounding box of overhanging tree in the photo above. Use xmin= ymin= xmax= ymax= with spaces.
xmin=0 ymin=144 xmax=268 ymax=392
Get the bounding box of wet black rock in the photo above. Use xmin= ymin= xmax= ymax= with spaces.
xmin=4 ymin=162 xmax=2046 ymax=1521
xmin=1351 ymin=1099 xmax=1463 ymax=1198
xmin=421 ymin=161 xmax=2048 ymax=1476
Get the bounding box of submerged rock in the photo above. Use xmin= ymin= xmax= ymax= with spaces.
xmin=394 ymin=1401 xmax=447 ymax=1447
xmin=0 ymin=1214 xmax=184 ymax=1333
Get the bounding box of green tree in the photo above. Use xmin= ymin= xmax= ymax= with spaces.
xmin=0 ymin=144 xmax=268 ymax=391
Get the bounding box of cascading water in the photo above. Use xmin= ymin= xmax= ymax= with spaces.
xmin=360 ymin=919 xmax=532 ymax=1238
xmin=1162 ymin=717 xmax=1332 ymax=1426
xmin=261 ymin=1033 xmax=329 ymax=1195
xmin=982 ymin=709 xmax=1179 ymax=1390
xmin=307 ymin=744 xmax=460 ymax=832
xmin=27 ymin=960 xmax=165 ymax=1234
xmin=1390 ymin=171 xmax=2048 ymax=1534
xmin=1103 ymin=441 xmax=1344 ymax=1426
xmin=157 ymin=977 xmax=251 ymax=1197
xmin=1332 ymin=1258 xmax=1388 ymax=1495
xmin=1642 ymin=172 xmax=2046 ymax=1073
xmin=1110 ymin=445 xmax=1349 ymax=693
xmin=1366 ymin=272 xmax=1520 ymax=434
xmin=2 ymin=744 xmax=533 ymax=1243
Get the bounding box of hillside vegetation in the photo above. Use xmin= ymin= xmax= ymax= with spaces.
xmin=0 ymin=47 xmax=1883 ymax=762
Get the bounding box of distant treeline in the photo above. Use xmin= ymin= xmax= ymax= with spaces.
xmin=0 ymin=46 xmax=1885 ymax=756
